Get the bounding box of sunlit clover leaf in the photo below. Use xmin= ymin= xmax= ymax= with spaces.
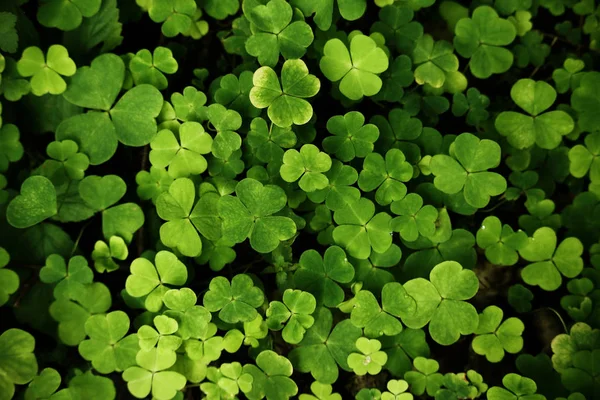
xmin=170 ymin=86 xmax=207 ymax=122
xmin=0 ymin=329 xmax=37 ymax=400
xmin=24 ymin=368 xmax=63 ymax=400
xmin=200 ymin=362 xmax=253 ymax=399
xmin=320 ymin=34 xmax=389 ymax=100
xmin=266 ymin=289 xmax=316 ymax=344
xmin=390 ymin=193 xmax=438 ymax=242
xmin=358 ymin=149 xmax=413 ymax=206
xmin=44 ymin=140 xmax=90 ymax=181
xmin=299 ymin=382 xmax=341 ymax=400
xmin=16 ymin=45 xmax=76 ymax=96
xmin=333 ymin=197 xmax=393 ymax=259
xmin=122 ymin=348 xmax=186 ymax=400
xmin=39 ymin=254 xmax=93 ymax=300
xmin=472 ymin=306 xmax=525 ymax=363
xmin=453 ymin=6 xmax=516 ymax=78
xmin=150 ymin=123 xmax=212 ymax=178
xmin=148 ymin=0 xmax=196 ymax=37
xmin=496 ymin=79 xmax=574 ymax=150
xmin=0 ymin=248 xmax=18 ymax=307
xmin=49 ymin=282 xmax=111 ymax=346
xmin=518 ymin=227 xmax=584 ymax=291
xmin=125 ymin=251 xmax=187 ymax=312
xmin=7 ymin=176 xmax=57 ymax=229
xmin=323 ymin=111 xmax=380 ymax=162
xmin=430 ymin=132 xmax=506 ymax=209
xmin=206 ymin=103 xmax=242 ymax=160
xmin=243 ymin=350 xmax=297 ymax=400
xmin=92 ymin=236 xmax=128 ymax=273
xmin=247 ymin=117 xmax=297 ymax=164
xmin=412 ymin=34 xmax=459 ymax=88
xmin=250 ymin=59 xmax=320 ymax=128
xmin=569 ymin=132 xmax=600 ymax=182
xmin=129 ymin=47 xmax=178 ymax=90
xmin=245 ymin=0 xmax=314 ymax=67
xmin=289 ymin=307 xmax=361 ymax=384
xmin=371 ymin=5 xmax=423 ymax=54
xmin=136 ymin=167 xmax=173 ymax=203
xmin=156 ymin=177 xmax=202 ymax=257
xmin=294 ymin=246 xmax=355 ymax=307
xmin=347 ymin=337 xmax=388 ymax=376
xmin=280 ymin=144 xmax=332 ymax=192
xmin=398 ymin=261 xmax=479 ymax=345
xmin=404 ymin=357 xmax=444 ymax=396
xmin=37 ymin=0 xmax=101 ymax=31
xmin=381 ymin=379 xmax=412 ymax=400
xmin=78 ymin=311 xmax=139 ymax=374
xmin=476 ymin=216 xmax=527 ymax=266
xmin=217 ymin=178 xmax=296 ymax=253
xmin=487 ymin=373 xmax=545 ymax=400
xmin=138 ymin=315 xmax=182 ymax=352
xmin=290 ymin=0 xmax=366 ymax=30
xmin=203 ymin=274 xmax=264 ymax=324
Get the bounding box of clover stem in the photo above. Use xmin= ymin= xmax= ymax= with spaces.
xmin=70 ymin=219 xmax=93 ymax=257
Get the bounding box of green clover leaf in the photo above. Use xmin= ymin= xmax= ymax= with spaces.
xmin=333 ymin=197 xmax=393 ymax=259
xmin=404 ymin=357 xmax=444 ymax=396
xmin=206 ymin=103 xmax=242 ymax=160
xmin=203 ymin=274 xmax=265 ymax=324
xmin=299 ymin=382 xmax=341 ymax=400
xmin=472 ymin=306 xmax=525 ymax=363
xmin=215 ymin=71 xmax=261 ymax=118
xmin=412 ymin=34 xmax=459 ymax=88
xmin=39 ymin=254 xmax=94 ymax=300
xmin=243 ymin=350 xmax=298 ymax=400
xmin=320 ymin=34 xmax=389 ymax=100
xmin=78 ymin=311 xmax=139 ymax=374
xmin=306 ymin=160 xmax=361 ymax=211
xmin=381 ymin=379 xmax=412 ymax=400
xmin=371 ymin=109 xmax=423 ymax=162
xmin=452 ymin=88 xmax=491 ymax=127
xmin=147 ymin=0 xmax=196 ymax=37
xmin=358 ymin=149 xmax=413 ymax=206
xmin=24 ymin=368 xmax=62 ymax=400
xmin=44 ymin=140 xmax=90 ymax=181
xmin=371 ymin=5 xmax=423 ymax=53
xmin=571 ymin=71 xmax=600 ymax=133
xmin=518 ymin=227 xmax=584 ymax=291
xmin=508 ymin=284 xmax=534 ymax=313
xmin=390 ymin=193 xmax=438 ymax=241
xmin=17 ymin=45 xmax=76 ymax=96
xmin=7 ymin=176 xmax=57 ymax=229
xmin=291 ymin=0 xmax=367 ymax=30
xmin=453 ymin=6 xmax=517 ymax=78
xmin=561 ymin=278 xmax=595 ymax=322
xmin=430 ymin=132 xmax=506 ymax=208
xmin=323 ymin=111 xmax=380 ymax=162
xmin=280 ymin=144 xmax=332 ymax=192
xmin=487 ymin=373 xmax=545 ymax=400
xmin=37 ymin=0 xmax=101 ymax=31
xmin=347 ymin=337 xmax=388 ymax=376
xmin=136 ymin=166 xmax=173 ymax=203
xmin=0 ymin=329 xmax=38 ymax=400
xmin=138 ymin=315 xmax=182 ymax=352
xmin=217 ymin=178 xmax=296 ymax=253
xmin=476 ymin=216 xmax=528 ymax=266
xmin=247 ymin=117 xmax=297 ymax=164
xmin=496 ymin=79 xmax=575 ymax=149
xmin=125 ymin=251 xmax=187 ymax=312
xmin=250 ymin=59 xmax=320 ymax=128
xmin=0 ymin=12 xmax=18 ymax=53
xmin=170 ymin=86 xmax=207 ymax=122
xmin=0 ymin=124 xmax=24 ymax=172
xmin=569 ymin=132 xmax=600 ymax=182
xmin=129 ymin=47 xmax=178 ymax=90
xmin=200 ymin=362 xmax=253 ymax=398
xmin=91 ymin=236 xmax=129 ymax=273
xmin=266 ymin=289 xmax=316 ymax=344
xmin=294 ymin=246 xmax=355 ymax=307
xmin=553 ymin=58 xmax=585 ymax=94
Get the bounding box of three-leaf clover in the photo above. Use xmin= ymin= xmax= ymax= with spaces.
xmin=39 ymin=254 xmax=94 ymax=300
xmin=247 ymin=117 xmax=297 ymax=164
xmin=553 ymin=58 xmax=585 ymax=94
xmin=280 ymin=144 xmax=332 ymax=192
xmin=495 ymin=79 xmax=575 ymax=149
xmin=412 ymin=34 xmax=459 ymax=88
xmin=476 ymin=216 xmax=528 ymax=266
xmin=17 ymin=45 xmax=76 ymax=96
xmin=350 ymin=282 xmax=410 ymax=337
xmin=347 ymin=337 xmax=388 ymax=376
xmin=390 ymin=193 xmax=438 ymax=242
xmin=125 ymin=251 xmax=188 ymax=312
xmin=453 ymin=6 xmax=517 ymax=78
xmin=571 ymin=71 xmax=600 ymax=133
xmin=320 ymin=34 xmax=389 ymax=100
xmin=381 ymin=379 xmax=413 ymax=400
xmin=371 ymin=5 xmax=423 ymax=53
xmin=203 ymin=274 xmax=265 ymax=324
xmin=0 ymin=329 xmax=38 ymax=400
xmin=129 ymin=47 xmax=178 ymax=90
xmin=266 ymin=289 xmax=317 ymax=344
xmin=37 ymin=0 xmax=101 ymax=31
xmin=0 ymin=124 xmax=24 ymax=172
xmin=299 ymin=382 xmax=342 ymax=400
xmin=430 ymin=132 xmax=506 ymax=208
xmin=0 ymin=248 xmax=18 ymax=307
xmin=518 ymin=227 xmax=584 ymax=291
xmin=487 ymin=374 xmax=545 ymax=400
xmin=472 ymin=306 xmax=525 ymax=363
xmin=250 ymin=59 xmax=320 ymax=128
xmin=242 ymin=350 xmax=298 ymax=400
xmin=569 ymin=132 xmax=600 ymax=182
xmin=358 ymin=149 xmax=413 ymax=206
xmin=217 ymin=178 xmax=297 ymax=253
xmin=147 ymin=0 xmax=197 ymax=37
xmin=404 ymin=357 xmax=444 ymax=396
xmin=200 ymin=362 xmax=253 ymax=399
xmin=44 ymin=140 xmax=90 ymax=181
xmin=306 ymin=160 xmax=361 ymax=211
xmin=91 ymin=236 xmax=129 ymax=273
xmin=291 ymin=0 xmax=367 ymax=30
xmin=323 ymin=111 xmax=380 ymax=162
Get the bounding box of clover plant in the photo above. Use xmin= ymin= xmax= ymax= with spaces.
xmin=2 ymin=0 xmax=600 ymax=399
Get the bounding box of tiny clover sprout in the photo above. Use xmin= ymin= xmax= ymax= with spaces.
xmin=569 ymin=132 xmax=600 ymax=182
xmin=7 ymin=175 xmax=58 ymax=229
xmin=323 ymin=111 xmax=380 ymax=162
xmin=518 ymin=226 xmax=584 ymax=291
xmin=39 ymin=254 xmax=94 ymax=300
xmin=571 ymin=72 xmax=600 ymax=133
xmin=200 ymin=362 xmax=253 ymax=399
xmin=404 ymin=357 xmax=444 ymax=397
xmin=122 ymin=348 xmax=186 ymax=400
xmin=320 ymin=34 xmax=389 ymax=100
xmin=242 ymin=350 xmax=298 ymax=400
xmin=280 ymin=144 xmax=332 ymax=192
xmin=207 ymin=103 xmax=243 ymax=160
xmin=390 ymin=193 xmax=438 ymax=242
xmin=250 ymin=59 xmax=320 ymax=128
xmin=16 ymin=45 xmax=76 ymax=96
xmin=453 ymin=6 xmax=517 ymax=79
xmin=0 ymin=248 xmax=18 ymax=306
xmin=217 ymin=178 xmax=297 ymax=253
xmin=247 ymin=117 xmax=297 ymax=164
xmin=347 ymin=337 xmax=388 ymax=376
xmin=358 ymin=148 xmax=413 ymax=206
xmin=129 ymin=47 xmax=178 ymax=90
xmin=149 ymin=122 xmax=213 ymax=178
xmin=37 ymin=0 xmax=101 ymax=31
xmin=381 ymin=379 xmax=412 ymax=400
xmin=147 ymin=0 xmax=196 ymax=37
xmin=476 ymin=216 xmax=528 ymax=266
xmin=43 ymin=140 xmax=90 ymax=181
xmin=299 ymin=382 xmax=342 ymax=400
xmin=266 ymin=289 xmax=317 ymax=344
xmin=78 ymin=311 xmax=139 ymax=374
xmin=561 ymin=278 xmax=595 ymax=322
xmin=289 ymin=307 xmax=362 ymax=384
xmin=203 ymin=274 xmax=264 ymax=324
xmin=244 ymin=0 xmax=314 ymax=67
xmin=170 ymin=86 xmax=207 ymax=122
xmin=487 ymin=373 xmax=545 ymax=400
xmin=91 ymin=236 xmax=129 ymax=273
xmin=306 ymin=160 xmax=361 ymax=211
xmin=294 ymin=246 xmax=355 ymax=307
xmin=495 ymin=79 xmax=575 ymax=150
xmin=333 ymin=197 xmax=393 ymax=260
xmin=0 ymin=329 xmax=37 ymax=400
xmin=471 ymin=305 xmax=525 ymax=363
xmin=430 ymin=132 xmax=506 ymax=209
xmin=553 ymin=58 xmax=585 ymax=94
xmin=0 ymin=124 xmax=24 ymax=172
xmin=412 ymin=34 xmax=459 ymax=88
xmin=291 ymin=0 xmax=367 ymax=30
xmin=125 ymin=251 xmax=188 ymax=312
